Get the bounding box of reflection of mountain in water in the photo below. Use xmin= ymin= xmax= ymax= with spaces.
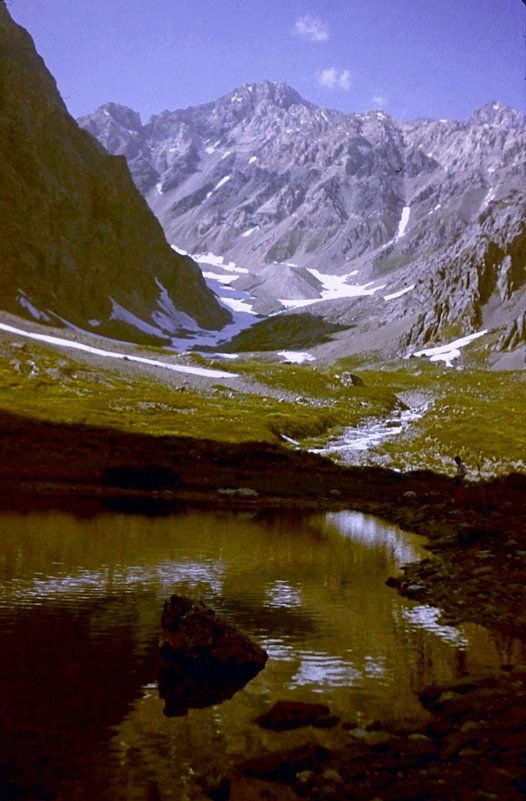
xmin=323 ymin=510 xmax=422 ymax=565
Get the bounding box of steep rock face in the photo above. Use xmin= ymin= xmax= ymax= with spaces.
xmin=81 ymin=82 xmax=526 ymax=354
xmin=401 ymin=193 xmax=526 ymax=349
xmin=0 ymin=6 xmax=230 ymax=343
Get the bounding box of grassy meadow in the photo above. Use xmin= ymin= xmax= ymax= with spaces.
xmin=0 ymin=333 xmax=524 ymax=479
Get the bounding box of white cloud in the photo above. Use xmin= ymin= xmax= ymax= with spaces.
xmin=371 ymin=94 xmax=387 ymax=108
xmin=338 ymin=70 xmax=351 ymax=90
xmin=317 ymin=68 xmax=351 ymax=90
xmin=294 ymin=15 xmax=329 ymax=42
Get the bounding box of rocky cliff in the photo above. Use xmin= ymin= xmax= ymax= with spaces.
xmin=0 ymin=5 xmax=230 ymax=344
xmin=80 ymin=82 xmax=526 ymax=357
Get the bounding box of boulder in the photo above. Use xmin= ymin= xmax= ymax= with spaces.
xmin=339 ymin=372 xmax=365 ymax=387
xmin=158 ymin=595 xmax=267 ymax=716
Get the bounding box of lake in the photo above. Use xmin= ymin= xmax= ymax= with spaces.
xmin=0 ymin=501 xmax=522 ymax=800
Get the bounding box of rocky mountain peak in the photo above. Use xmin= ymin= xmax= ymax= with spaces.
xmin=79 ymin=102 xmax=147 ymax=163
xmin=224 ymin=80 xmax=312 ymax=112
xmin=92 ymin=102 xmax=143 ymax=131
xmin=469 ymin=101 xmax=524 ymax=129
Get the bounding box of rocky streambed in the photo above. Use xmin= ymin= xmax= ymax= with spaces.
xmin=313 ymin=400 xmax=429 ymax=467
xmin=225 ymin=669 xmax=526 ymax=801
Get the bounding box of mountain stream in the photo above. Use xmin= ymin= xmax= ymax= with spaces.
xmin=312 ymin=401 xmax=428 ymax=466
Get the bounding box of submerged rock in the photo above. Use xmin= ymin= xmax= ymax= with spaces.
xmin=255 ymin=700 xmax=339 ymax=731
xmin=237 ymin=744 xmax=332 ymax=783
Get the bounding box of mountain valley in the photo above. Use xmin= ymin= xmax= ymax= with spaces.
xmin=0 ymin=3 xmax=524 ymax=479
xmin=79 ymin=83 xmax=526 ymax=365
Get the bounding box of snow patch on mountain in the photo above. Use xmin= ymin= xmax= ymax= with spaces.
xmin=279 ymin=269 xmax=386 ymax=308
xmin=207 ymin=174 xmax=231 ymax=198
xmin=482 ymin=187 xmax=495 ymax=208
xmin=193 ymin=252 xmax=249 ymax=274
xmin=0 ymin=322 xmax=238 ymax=379
xmin=384 ymin=285 xmax=415 ymax=301
xmin=394 ymin=206 xmax=411 ymax=241
xmin=278 ymin=350 xmax=316 ymax=363
xmin=408 ymin=330 xmax=488 ymax=367
xmin=221 ymin=296 xmax=258 ymax=315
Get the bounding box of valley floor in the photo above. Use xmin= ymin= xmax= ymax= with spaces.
xmin=1 ymin=409 xmax=526 ymax=800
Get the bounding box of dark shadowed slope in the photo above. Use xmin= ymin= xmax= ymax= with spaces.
xmin=0 ymin=5 xmax=230 ymax=344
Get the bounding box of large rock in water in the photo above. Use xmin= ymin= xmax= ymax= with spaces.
xmin=0 ymin=5 xmax=230 ymax=343
xmin=158 ymin=595 xmax=267 ymax=717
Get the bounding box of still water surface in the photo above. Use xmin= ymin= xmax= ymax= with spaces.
xmin=0 ymin=503 xmax=522 ymax=800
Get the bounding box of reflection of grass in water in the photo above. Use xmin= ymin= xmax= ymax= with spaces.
xmin=0 ymin=338 xmax=524 ymax=474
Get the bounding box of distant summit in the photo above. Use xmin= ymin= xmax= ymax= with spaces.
xmin=468 ymin=100 xmax=525 ymax=128
xmin=223 ymin=80 xmax=314 ymax=110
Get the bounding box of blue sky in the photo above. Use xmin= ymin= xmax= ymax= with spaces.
xmin=8 ymin=0 xmax=526 ymax=122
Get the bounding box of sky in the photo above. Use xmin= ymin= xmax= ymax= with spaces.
xmin=7 ymin=0 xmax=526 ymax=123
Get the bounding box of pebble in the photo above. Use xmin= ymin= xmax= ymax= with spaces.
xmin=472 ymin=565 xmax=493 ymax=575
xmin=348 ymin=727 xmax=367 ymax=740
xmin=322 ymin=769 xmax=344 ymax=783
xmin=363 ymin=731 xmax=396 ymax=748
xmin=440 ymin=690 xmax=462 ymax=702
xmin=405 ymin=583 xmax=426 ymax=596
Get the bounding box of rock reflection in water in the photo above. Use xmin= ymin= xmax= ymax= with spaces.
xmin=158 ymin=659 xmax=262 ymax=717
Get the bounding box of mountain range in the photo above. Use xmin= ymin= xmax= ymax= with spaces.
xmin=79 ymin=82 xmax=526 ymax=364
xmin=1 ymin=1 xmax=524 ymax=365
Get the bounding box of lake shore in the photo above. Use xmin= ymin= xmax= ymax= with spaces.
xmin=2 ymin=408 xmax=526 ymax=800
xmin=2 ymin=406 xmax=526 ymax=634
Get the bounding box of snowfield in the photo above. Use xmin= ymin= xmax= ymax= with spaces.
xmin=0 ymin=321 xmax=238 ymax=379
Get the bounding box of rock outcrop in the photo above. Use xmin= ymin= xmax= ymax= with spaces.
xmin=496 ymin=310 xmax=526 ymax=351
xmin=0 ymin=5 xmax=230 ymax=344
